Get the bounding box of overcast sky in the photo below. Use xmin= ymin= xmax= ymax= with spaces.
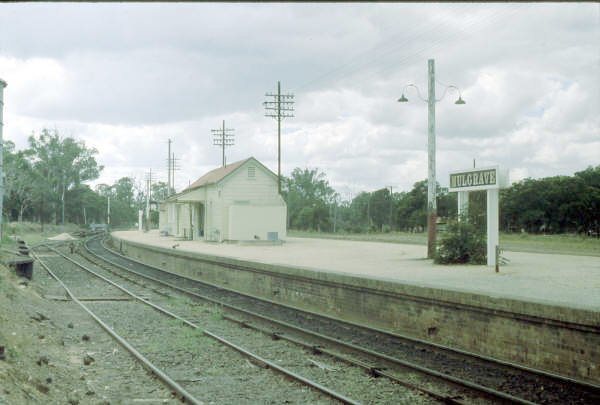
xmin=0 ymin=3 xmax=598 ymax=199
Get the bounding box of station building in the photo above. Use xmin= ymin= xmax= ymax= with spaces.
xmin=158 ymin=157 xmax=287 ymax=243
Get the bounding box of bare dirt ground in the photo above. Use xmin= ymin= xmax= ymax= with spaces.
xmin=0 ymin=260 xmax=178 ymax=405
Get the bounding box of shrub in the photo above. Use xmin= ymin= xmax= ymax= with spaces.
xmin=435 ymin=216 xmax=486 ymax=264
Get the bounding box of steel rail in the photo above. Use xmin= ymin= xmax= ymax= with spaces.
xmin=81 ymin=239 xmax=466 ymax=403
xmin=95 ymin=235 xmax=600 ymax=392
xmin=223 ymin=315 xmax=532 ymax=404
xmin=42 ymin=244 xmax=361 ymax=405
xmin=31 ymin=249 xmax=204 ymax=405
xmin=230 ymin=315 xmax=467 ymax=405
xmin=78 ymin=238 xmax=552 ymax=404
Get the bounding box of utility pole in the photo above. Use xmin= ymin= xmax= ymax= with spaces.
xmin=398 ymin=59 xmax=465 ymax=259
xmin=167 ymin=140 xmax=180 ymax=194
xmin=145 ymin=170 xmax=153 ymax=231
xmin=0 ymin=78 xmax=6 ymax=243
xmin=107 ymin=196 xmax=110 ymax=228
xmin=388 ymin=186 xmax=393 ymax=231
xmin=167 ymin=139 xmax=172 ymax=195
xmin=427 ymin=59 xmax=437 ymax=259
xmin=167 ymin=151 xmax=180 ymax=193
xmin=171 ymin=153 xmax=180 ymax=192
xmin=264 ymin=81 xmax=294 ymax=194
xmin=212 ymin=120 xmax=235 ymax=167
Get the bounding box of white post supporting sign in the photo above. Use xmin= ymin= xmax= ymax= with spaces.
xmin=487 ymin=188 xmax=499 ymax=266
xmin=458 ymin=191 xmax=469 ymax=218
xmin=449 ymin=166 xmax=508 ymax=267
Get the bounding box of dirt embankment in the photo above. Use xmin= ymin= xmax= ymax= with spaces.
xmin=1 ymin=264 xmax=85 ymax=404
xmin=0 ymin=260 xmax=175 ymax=405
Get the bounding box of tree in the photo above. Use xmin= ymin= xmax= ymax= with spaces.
xmin=114 ymin=177 xmax=136 ymax=208
xmin=111 ymin=177 xmax=139 ymax=227
xmin=437 ymin=188 xmax=457 ymax=221
xmin=395 ymin=180 xmax=427 ymax=231
xmin=347 ymin=192 xmax=371 ymax=232
xmin=151 ymin=181 xmax=170 ymax=202
xmin=369 ymin=188 xmax=393 ymax=231
xmin=67 ymin=184 xmax=105 ymax=225
xmin=500 ymin=166 xmax=600 ymax=235
xmin=282 ymin=168 xmax=336 ymax=231
xmin=27 ymin=129 xmax=103 ymax=224
xmin=3 ymin=141 xmax=36 ymax=222
xmin=573 ymin=166 xmax=600 ymax=235
xmin=91 ymin=179 xmax=140 ymax=228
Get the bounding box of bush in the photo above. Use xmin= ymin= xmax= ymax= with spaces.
xmin=435 ymin=216 xmax=486 ymax=264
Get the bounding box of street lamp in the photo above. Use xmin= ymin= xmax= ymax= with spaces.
xmin=0 ymin=78 xmax=6 ymax=243
xmin=398 ymin=59 xmax=465 ymax=259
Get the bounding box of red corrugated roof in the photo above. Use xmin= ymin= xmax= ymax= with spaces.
xmin=183 ymin=157 xmax=251 ymax=191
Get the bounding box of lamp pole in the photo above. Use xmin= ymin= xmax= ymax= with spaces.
xmin=0 ymin=78 xmax=6 ymax=243
xmin=426 ymin=59 xmax=437 ymax=259
xmin=398 ymin=59 xmax=465 ymax=259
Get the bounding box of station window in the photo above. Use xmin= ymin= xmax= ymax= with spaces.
xmin=248 ymin=166 xmax=256 ymax=179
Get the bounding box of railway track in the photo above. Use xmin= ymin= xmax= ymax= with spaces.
xmin=80 ymin=234 xmax=600 ymax=405
xmin=33 ymin=241 xmax=439 ymax=404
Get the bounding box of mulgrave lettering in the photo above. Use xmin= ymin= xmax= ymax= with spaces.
xmin=449 ymin=169 xmax=497 ymax=190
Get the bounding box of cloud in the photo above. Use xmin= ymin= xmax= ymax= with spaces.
xmin=0 ymin=3 xmax=598 ymax=196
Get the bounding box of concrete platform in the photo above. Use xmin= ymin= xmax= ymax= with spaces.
xmin=112 ymin=230 xmax=600 ymax=311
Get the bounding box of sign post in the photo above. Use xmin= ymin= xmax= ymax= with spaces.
xmin=449 ymin=166 xmax=508 ymax=267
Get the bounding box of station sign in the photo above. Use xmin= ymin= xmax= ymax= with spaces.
xmin=448 ymin=165 xmax=509 ymax=268
xmin=449 ymin=166 xmax=507 ymax=192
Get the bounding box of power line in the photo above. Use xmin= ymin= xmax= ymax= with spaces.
xmin=264 ymin=81 xmax=295 ymax=194
xmin=167 ymin=139 xmax=172 ymax=196
xmin=144 ymin=169 xmax=153 ymax=232
xmin=166 ymin=139 xmax=182 ymax=195
xmin=366 ymin=6 xmax=521 ymax=82
xmin=291 ymin=8 xmax=463 ymax=93
xmin=165 ymin=154 xmax=180 ymax=192
xmin=212 ymin=120 xmax=235 ymax=167
xmin=291 ymin=5 xmax=522 ymax=93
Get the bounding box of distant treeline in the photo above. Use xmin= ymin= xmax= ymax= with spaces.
xmin=2 ymin=129 xmax=167 ymax=230
xmin=3 ymin=129 xmax=598 ymax=235
xmin=282 ymin=166 xmax=600 ymax=235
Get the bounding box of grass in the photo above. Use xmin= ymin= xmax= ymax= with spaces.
xmin=1 ymin=221 xmax=81 ymax=248
xmin=289 ymin=230 xmax=600 ymax=257
xmin=499 ymin=232 xmax=600 ymax=256
xmin=289 ymin=230 xmax=427 ymax=246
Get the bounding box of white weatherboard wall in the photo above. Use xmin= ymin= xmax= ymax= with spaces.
xmin=158 ymin=205 xmax=166 ymax=231
xmin=221 ymin=162 xmax=280 ymax=205
xmin=218 ymin=160 xmax=286 ymax=241
xmin=229 ymin=205 xmax=287 ymax=241
xmin=160 ymin=158 xmax=287 ymax=242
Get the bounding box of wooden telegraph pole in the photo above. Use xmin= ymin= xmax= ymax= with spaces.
xmin=264 ymin=81 xmax=294 ymax=194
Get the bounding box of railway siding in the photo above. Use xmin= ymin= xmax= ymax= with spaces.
xmin=110 ymin=234 xmax=600 ymax=384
